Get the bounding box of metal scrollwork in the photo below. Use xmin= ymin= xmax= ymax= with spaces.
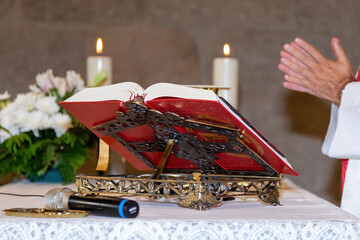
xmin=76 ymin=174 xmax=282 ymax=210
xmin=93 ymin=101 xmax=278 ymax=176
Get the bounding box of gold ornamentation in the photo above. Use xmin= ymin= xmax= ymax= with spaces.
xmin=3 ymin=208 xmax=89 ymax=218
xmin=76 ymin=173 xmax=282 ymax=210
xmin=178 ymin=182 xmax=222 ymax=210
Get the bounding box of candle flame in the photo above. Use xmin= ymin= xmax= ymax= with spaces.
xmin=96 ymin=38 xmax=103 ymax=54
xmin=223 ymin=44 xmax=230 ymax=56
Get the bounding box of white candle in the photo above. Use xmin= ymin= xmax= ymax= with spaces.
xmin=87 ymin=38 xmax=113 ymax=87
xmin=212 ymin=44 xmax=239 ymax=108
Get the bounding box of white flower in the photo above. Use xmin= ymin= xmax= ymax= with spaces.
xmin=6 ymin=126 xmax=20 ymax=137
xmin=29 ymin=84 xmax=41 ymax=93
xmin=0 ymin=112 xmax=15 ymax=131
xmin=0 ymin=91 xmax=10 ymax=100
xmin=21 ymin=111 xmax=45 ymax=133
xmin=42 ymin=115 xmax=52 ymax=129
xmin=14 ymin=92 xmax=40 ymax=112
xmin=51 ymin=113 xmax=72 ymax=137
xmin=35 ymin=96 xmax=60 ymax=115
xmin=0 ymin=93 xmax=39 ymax=134
xmin=14 ymin=109 xmax=29 ymax=129
xmin=66 ymin=70 xmax=85 ymax=92
xmin=0 ymin=70 xmax=86 ymax=140
xmin=52 ymin=77 xmax=67 ymax=97
xmin=0 ymin=129 xmax=11 ymax=143
xmin=36 ymin=69 xmax=55 ymax=92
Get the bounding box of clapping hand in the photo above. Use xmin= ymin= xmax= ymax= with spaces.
xmin=278 ymin=37 xmax=355 ymax=105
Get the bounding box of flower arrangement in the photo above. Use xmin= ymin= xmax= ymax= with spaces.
xmin=0 ymin=70 xmax=96 ymax=183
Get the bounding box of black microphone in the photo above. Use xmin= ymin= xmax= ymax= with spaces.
xmin=44 ymin=188 xmax=139 ymax=218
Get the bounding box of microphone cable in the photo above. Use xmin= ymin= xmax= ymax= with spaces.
xmin=0 ymin=192 xmax=44 ymax=198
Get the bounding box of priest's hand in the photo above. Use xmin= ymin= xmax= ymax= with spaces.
xmin=278 ymin=37 xmax=355 ymax=105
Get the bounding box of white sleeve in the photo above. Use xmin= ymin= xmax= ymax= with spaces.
xmin=322 ymin=82 xmax=360 ymax=158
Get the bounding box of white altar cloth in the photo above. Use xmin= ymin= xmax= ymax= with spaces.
xmin=0 ymin=179 xmax=359 ymax=239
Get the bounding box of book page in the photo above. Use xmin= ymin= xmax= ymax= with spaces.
xmin=143 ymin=83 xmax=218 ymax=102
xmin=64 ymin=82 xmax=144 ymax=102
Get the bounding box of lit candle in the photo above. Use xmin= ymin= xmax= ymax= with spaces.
xmin=86 ymin=37 xmax=113 ymax=87
xmin=212 ymin=43 xmax=239 ymax=108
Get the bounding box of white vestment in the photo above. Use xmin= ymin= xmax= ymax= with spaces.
xmin=322 ymin=81 xmax=360 ymax=217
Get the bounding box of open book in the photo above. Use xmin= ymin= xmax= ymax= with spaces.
xmin=61 ymin=82 xmax=297 ymax=176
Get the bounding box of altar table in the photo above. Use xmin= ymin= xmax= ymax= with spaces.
xmin=0 ymin=179 xmax=359 ymax=239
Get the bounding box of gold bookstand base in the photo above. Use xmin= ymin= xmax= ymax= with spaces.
xmin=76 ymin=173 xmax=282 ymax=211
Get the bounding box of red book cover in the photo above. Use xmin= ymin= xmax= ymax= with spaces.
xmin=60 ymin=82 xmax=298 ymax=176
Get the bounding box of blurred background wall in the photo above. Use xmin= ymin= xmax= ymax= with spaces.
xmin=2 ymin=0 xmax=360 ymax=205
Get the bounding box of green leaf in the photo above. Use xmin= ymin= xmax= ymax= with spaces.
xmin=26 ymin=138 xmax=52 ymax=157
xmin=0 ymin=125 xmax=10 ymax=135
xmin=0 ymin=146 xmax=13 ymax=177
xmin=0 ymin=123 xmax=97 ymax=183
xmin=56 ymin=131 xmax=77 ymax=148
xmin=89 ymin=70 xmax=107 ymax=87
xmin=36 ymin=144 xmax=58 ymax=176
xmin=58 ymin=141 xmax=87 ymax=183
xmin=3 ymin=133 xmax=32 ymax=154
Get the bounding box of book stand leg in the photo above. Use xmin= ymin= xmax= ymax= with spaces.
xmin=95 ymin=139 xmax=110 ymax=171
xmin=153 ymin=139 xmax=174 ymax=179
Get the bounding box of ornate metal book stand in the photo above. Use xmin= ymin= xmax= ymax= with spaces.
xmin=76 ymin=101 xmax=282 ymax=210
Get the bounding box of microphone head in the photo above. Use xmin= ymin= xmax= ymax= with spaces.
xmin=44 ymin=188 xmax=75 ymax=210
